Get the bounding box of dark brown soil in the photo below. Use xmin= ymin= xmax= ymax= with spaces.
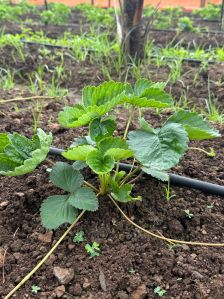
xmin=147 ymin=30 xmax=224 ymax=48
xmin=0 ymin=43 xmax=224 ymax=112
xmin=0 ymin=74 xmax=224 ymax=299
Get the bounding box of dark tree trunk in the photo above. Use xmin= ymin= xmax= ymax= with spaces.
xmin=200 ymin=0 xmax=206 ymax=8
xmin=44 ymin=0 xmax=48 ymax=10
xmin=122 ymin=0 xmax=144 ymax=60
xmin=221 ymin=0 xmax=224 ymax=31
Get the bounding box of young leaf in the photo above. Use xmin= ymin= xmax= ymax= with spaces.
xmin=69 ymin=187 xmax=99 ymax=211
xmin=166 ymin=110 xmax=220 ymax=140
xmin=58 ymin=104 xmax=85 ymax=128
xmin=139 ymin=118 xmax=155 ymax=133
xmin=98 ymin=137 xmax=129 ymax=153
xmin=40 ymin=195 xmax=78 ymax=229
xmin=62 ymin=145 xmax=95 ymax=161
xmin=125 ymin=89 xmax=173 ymax=108
xmin=86 ymin=150 xmax=114 ymax=174
xmin=97 ymin=137 xmax=133 ymax=160
xmin=113 ymin=171 xmax=126 ymax=183
xmin=134 ymin=78 xmax=166 ymax=96
xmin=58 ymin=104 xmax=112 ymax=128
xmin=82 ymin=81 xmax=126 ymax=107
xmin=0 ymin=153 xmax=20 ymax=172
xmin=58 ymin=105 xmax=96 ymax=128
xmin=8 ymin=133 xmax=37 ymax=157
xmin=89 ymin=117 xmax=116 ymax=141
xmin=0 ymin=129 xmax=52 ymax=176
xmin=105 ymin=148 xmax=133 ymax=160
xmin=0 ymin=134 xmax=9 ymax=151
xmin=127 ymin=122 xmax=188 ymax=180
xmin=50 ymin=162 xmax=84 ymax=192
xmin=111 ymin=182 xmax=141 ymax=202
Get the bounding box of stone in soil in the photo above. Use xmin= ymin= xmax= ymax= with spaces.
xmin=53 ymin=267 xmax=74 ymax=284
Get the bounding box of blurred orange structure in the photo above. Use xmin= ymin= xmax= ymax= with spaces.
xmin=16 ymin=0 xmax=222 ymax=10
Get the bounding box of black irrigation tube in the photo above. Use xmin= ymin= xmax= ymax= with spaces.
xmin=49 ymin=147 xmax=224 ymax=197
xmin=19 ymin=39 xmax=224 ymax=65
xmin=149 ymin=55 xmax=224 ymax=65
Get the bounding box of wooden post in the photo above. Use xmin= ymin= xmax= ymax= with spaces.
xmin=91 ymin=0 xmax=94 ymax=5
xmin=44 ymin=0 xmax=48 ymax=10
xmin=200 ymin=0 xmax=206 ymax=8
xmin=108 ymin=0 xmax=111 ymax=8
xmin=122 ymin=0 xmax=144 ymax=60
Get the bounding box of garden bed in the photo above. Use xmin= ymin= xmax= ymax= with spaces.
xmin=0 ymin=3 xmax=224 ymax=299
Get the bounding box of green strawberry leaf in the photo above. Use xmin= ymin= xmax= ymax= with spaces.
xmin=0 ymin=134 xmax=9 ymax=151
xmin=105 ymin=148 xmax=133 ymax=160
xmin=127 ymin=122 xmax=188 ymax=180
xmin=40 ymin=195 xmax=78 ymax=229
xmin=62 ymin=145 xmax=95 ymax=161
xmin=0 ymin=129 xmax=52 ymax=176
xmin=111 ymin=182 xmax=141 ymax=202
xmin=86 ymin=150 xmax=114 ymax=174
xmin=89 ymin=117 xmax=116 ymax=141
xmin=50 ymin=162 xmax=84 ymax=192
xmin=72 ymin=161 xmax=87 ymax=170
xmin=82 ymin=81 xmax=126 ymax=107
xmin=98 ymin=137 xmax=129 ymax=153
xmin=134 ymin=78 xmax=166 ymax=96
xmin=69 ymin=187 xmax=99 ymax=211
xmin=166 ymin=110 xmax=220 ymax=140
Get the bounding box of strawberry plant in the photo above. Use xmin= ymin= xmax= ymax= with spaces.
xmin=0 ymin=79 xmax=220 ymax=229
xmin=1 ymin=79 xmax=221 ymax=298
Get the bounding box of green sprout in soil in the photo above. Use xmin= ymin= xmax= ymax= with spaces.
xmin=207 ymin=203 xmax=214 ymax=209
xmin=1 ymin=79 xmax=221 ymax=299
xmin=31 ymin=285 xmax=41 ymax=294
xmin=164 ymin=178 xmax=175 ymax=201
xmin=85 ymin=242 xmax=100 ymax=258
xmin=128 ymin=267 xmax=137 ymax=274
xmin=184 ymin=209 xmax=194 ymax=219
xmin=154 ymin=286 xmax=166 ymax=297
xmin=73 ymin=230 xmax=85 ymax=243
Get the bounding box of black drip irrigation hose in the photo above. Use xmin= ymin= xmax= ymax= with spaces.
xmin=49 ymin=147 xmax=224 ymax=197
xmin=20 ymin=39 xmax=224 ymax=65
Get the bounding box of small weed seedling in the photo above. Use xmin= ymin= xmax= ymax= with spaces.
xmin=167 ymin=243 xmax=181 ymax=251
xmin=164 ymin=179 xmax=175 ymax=201
xmin=85 ymin=242 xmax=100 ymax=258
xmin=128 ymin=267 xmax=137 ymax=274
xmin=73 ymin=231 xmax=85 ymax=243
xmin=184 ymin=209 xmax=194 ymax=219
xmin=207 ymin=203 xmax=214 ymax=209
xmin=154 ymin=286 xmax=166 ymax=297
xmin=31 ymin=285 xmax=41 ymax=294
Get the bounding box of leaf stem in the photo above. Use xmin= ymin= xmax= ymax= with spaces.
xmin=84 ymin=180 xmax=99 ymax=193
xmin=189 ymin=146 xmax=215 ymax=157
xmin=109 ymin=195 xmax=224 ymax=247
xmin=123 ymin=106 xmax=135 ymax=140
xmin=4 ymin=210 xmax=85 ymax=299
xmin=120 ymin=165 xmax=141 ymax=186
xmin=127 ymin=171 xmax=143 ymax=185
xmin=115 ymin=107 xmax=135 ymax=174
